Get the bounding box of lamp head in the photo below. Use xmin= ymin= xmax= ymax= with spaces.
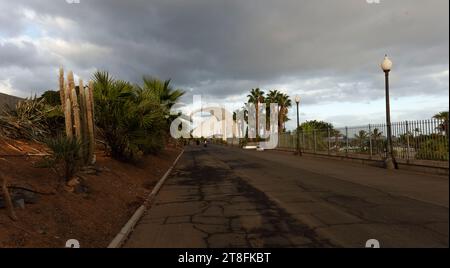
xmin=381 ymin=55 xmax=393 ymax=72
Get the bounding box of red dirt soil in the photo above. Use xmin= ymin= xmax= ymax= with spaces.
xmin=0 ymin=138 xmax=181 ymax=248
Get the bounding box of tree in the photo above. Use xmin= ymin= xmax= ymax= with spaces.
xmin=370 ymin=128 xmax=384 ymax=154
xmin=141 ymin=77 xmax=185 ymax=111
xmin=433 ymin=111 xmax=449 ymax=136
xmin=433 ymin=111 xmax=449 ymax=121
xmin=38 ymin=91 xmax=65 ymax=136
xmin=265 ymin=90 xmax=282 ymax=131
xmin=92 ymin=71 xmax=167 ymax=161
xmin=139 ymin=77 xmax=185 ymax=131
xmin=247 ymin=88 xmax=265 ymax=138
xmin=297 ymin=120 xmax=335 ymax=151
xmin=276 ymin=93 xmax=292 ymax=133
xmin=354 ymin=130 xmax=368 ymax=151
xmin=39 ymin=90 xmax=61 ymax=106
xmin=299 ymin=120 xmax=334 ymax=132
xmin=238 ymin=105 xmax=249 ymax=139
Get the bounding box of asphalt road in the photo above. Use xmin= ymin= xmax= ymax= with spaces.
xmin=125 ymin=144 xmax=449 ymax=248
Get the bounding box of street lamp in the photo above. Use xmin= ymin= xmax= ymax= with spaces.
xmin=294 ymin=95 xmax=302 ymax=156
xmin=381 ymin=55 xmax=397 ymax=169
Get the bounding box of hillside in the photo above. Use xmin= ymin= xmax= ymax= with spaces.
xmin=0 ymin=137 xmax=181 ymax=247
xmin=0 ymin=92 xmax=23 ymax=110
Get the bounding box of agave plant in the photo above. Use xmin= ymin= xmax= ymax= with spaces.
xmin=44 ymin=135 xmax=82 ymax=182
xmin=0 ymin=96 xmax=60 ymax=140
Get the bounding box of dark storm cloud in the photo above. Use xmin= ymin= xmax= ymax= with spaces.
xmin=0 ymin=40 xmax=56 ymax=68
xmin=0 ymin=0 xmax=448 ymax=111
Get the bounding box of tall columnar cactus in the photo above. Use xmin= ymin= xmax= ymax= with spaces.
xmin=64 ymin=72 xmax=72 ymax=111
xmin=59 ymin=67 xmax=65 ymax=108
xmin=58 ymin=68 xmax=96 ymax=165
xmin=71 ymin=86 xmax=82 ymax=142
xmin=85 ymin=81 xmax=96 ymax=164
xmin=78 ymin=79 xmax=89 ymax=161
xmin=64 ymin=97 xmax=73 ymax=139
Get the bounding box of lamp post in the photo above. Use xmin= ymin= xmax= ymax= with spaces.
xmin=294 ymin=95 xmax=302 ymax=156
xmin=381 ymin=55 xmax=397 ymax=169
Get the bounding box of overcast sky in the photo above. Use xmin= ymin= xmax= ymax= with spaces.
xmin=0 ymin=0 xmax=448 ymax=128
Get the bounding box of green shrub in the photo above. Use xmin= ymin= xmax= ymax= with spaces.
xmin=39 ymin=90 xmax=61 ymax=106
xmin=416 ymin=138 xmax=449 ymax=161
xmin=44 ymin=135 xmax=82 ymax=182
xmin=92 ymin=71 xmax=167 ymax=161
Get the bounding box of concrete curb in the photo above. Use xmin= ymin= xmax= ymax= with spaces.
xmin=107 ymin=148 xmax=185 ymax=248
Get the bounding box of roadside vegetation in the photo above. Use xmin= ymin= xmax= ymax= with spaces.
xmin=94 ymin=72 xmax=184 ymax=161
xmin=235 ymin=88 xmax=448 ymax=161
xmin=0 ymin=68 xmax=185 ymax=224
xmin=238 ymin=89 xmax=292 ymax=146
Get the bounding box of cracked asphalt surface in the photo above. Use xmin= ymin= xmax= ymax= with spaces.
xmin=124 ymin=144 xmax=449 ymax=248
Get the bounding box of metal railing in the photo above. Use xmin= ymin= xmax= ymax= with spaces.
xmin=278 ymin=118 xmax=449 ymax=163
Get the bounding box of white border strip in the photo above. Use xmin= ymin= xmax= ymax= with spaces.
xmin=107 ymin=148 xmax=185 ymax=248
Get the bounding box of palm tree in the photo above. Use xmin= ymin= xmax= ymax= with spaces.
xmin=371 ymin=128 xmax=382 ymax=139
xmin=247 ymin=88 xmax=265 ymax=138
xmin=93 ymin=71 xmax=166 ymax=160
xmin=242 ymin=104 xmax=249 ymax=138
xmin=433 ymin=111 xmax=449 ymax=120
xmin=138 ymin=77 xmax=185 ymax=137
xmin=265 ymin=90 xmax=282 ymax=132
xmin=276 ymin=93 xmax=292 ymax=133
xmin=433 ymin=111 xmax=449 ymax=136
xmin=371 ymin=128 xmax=383 ymax=154
xmin=354 ymin=130 xmax=368 ymax=151
xmin=141 ymin=76 xmax=185 ymax=111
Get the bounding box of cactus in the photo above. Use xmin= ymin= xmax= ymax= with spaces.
xmin=85 ymin=81 xmax=96 ymax=164
xmin=59 ymin=68 xmax=96 ymax=165
xmin=67 ymin=71 xmax=75 ymax=96
xmin=71 ymin=87 xmax=82 ymax=142
xmin=64 ymin=97 xmax=73 ymax=139
xmin=59 ymin=67 xmax=65 ymax=108
xmin=64 ymin=75 xmax=72 ymax=108
xmin=78 ymin=79 xmax=89 ymax=160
